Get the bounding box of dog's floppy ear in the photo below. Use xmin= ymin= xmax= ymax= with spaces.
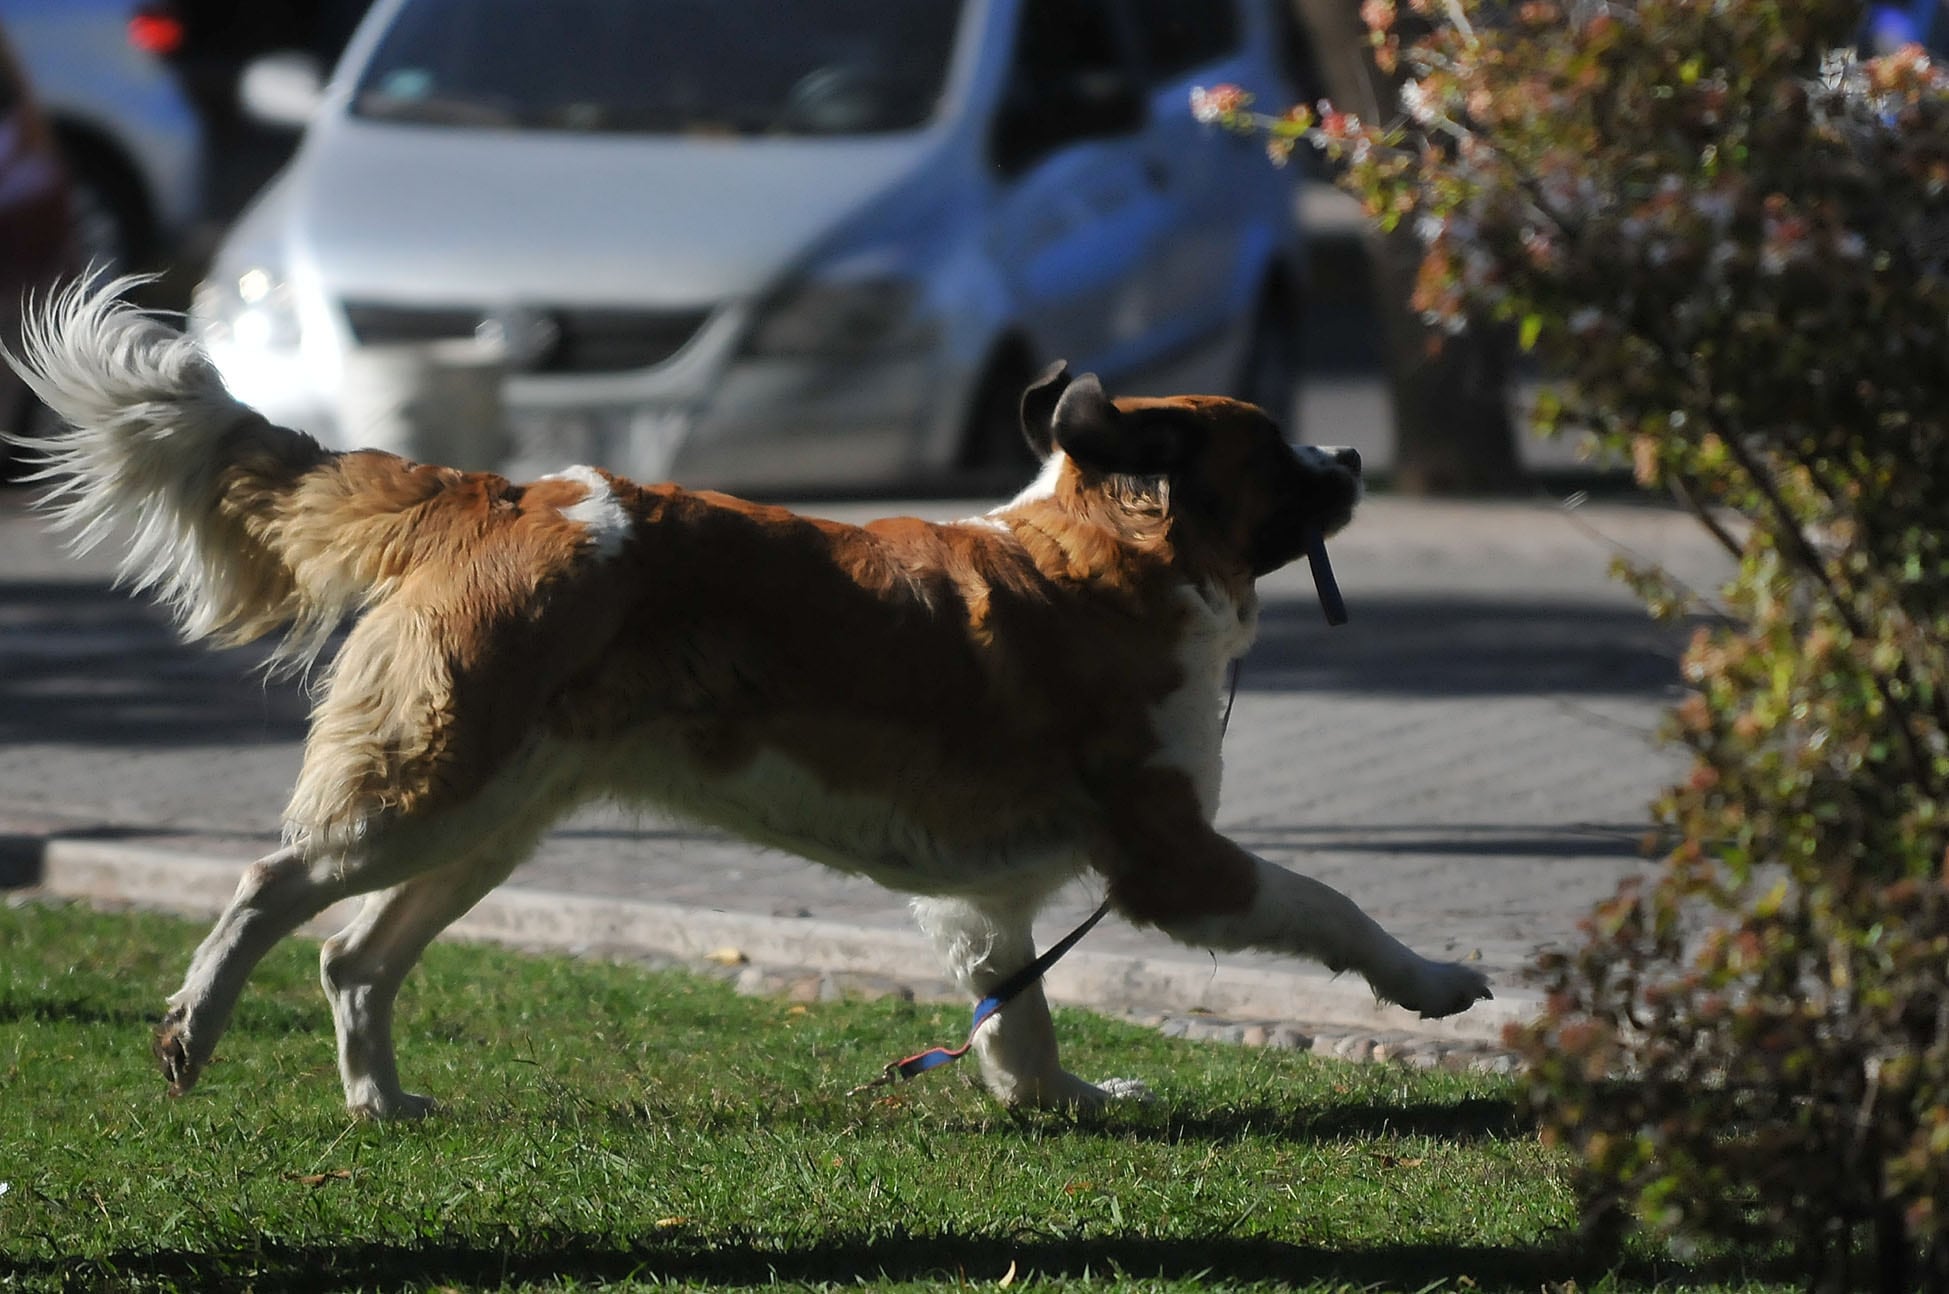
xmin=1019 ymin=360 xmax=1071 ymax=460
xmin=1050 ymin=373 xmax=1194 ymax=477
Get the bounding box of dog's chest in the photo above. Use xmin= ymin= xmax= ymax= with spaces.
xmin=1146 ymin=582 xmax=1259 ymax=821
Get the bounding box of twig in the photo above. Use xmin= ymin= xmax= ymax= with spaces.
xmin=1669 ymin=476 xmax=1746 ymax=563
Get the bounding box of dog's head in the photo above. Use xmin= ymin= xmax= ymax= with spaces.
xmin=1016 ymin=361 xmax=1361 ymax=579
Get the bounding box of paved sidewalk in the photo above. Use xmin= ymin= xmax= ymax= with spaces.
xmin=0 ymin=489 xmax=1733 ymax=1044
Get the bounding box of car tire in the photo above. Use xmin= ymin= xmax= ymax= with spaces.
xmin=56 ymin=132 xmax=154 ymax=275
xmin=1235 ymin=281 xmax=1303 ymax=429
xmin=958 ymin=351 xmax=1040 ymax=480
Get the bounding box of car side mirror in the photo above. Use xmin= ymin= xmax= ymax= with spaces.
xmin=992 ymin=70 xmax=1147 ymax=174
xmin=240 ymin=52 xmax=325 ymax=130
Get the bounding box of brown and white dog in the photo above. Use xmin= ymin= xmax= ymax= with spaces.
xmin=6 ymin=279 xmax=1490 ymax=1119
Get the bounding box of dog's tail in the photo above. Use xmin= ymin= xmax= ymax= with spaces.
xmin=4 ymin=276 xmax=450 ymax=668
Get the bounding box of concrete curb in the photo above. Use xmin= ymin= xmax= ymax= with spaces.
xmin=25 ymin=836 xmax=1538 ymax=1046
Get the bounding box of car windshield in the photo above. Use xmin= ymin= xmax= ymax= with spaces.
xmin=351 ymin=0 xmax=966 ymax=136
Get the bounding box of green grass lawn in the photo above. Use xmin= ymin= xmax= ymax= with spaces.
xmin=0 ymin=900 xmax=1787 ymax=1292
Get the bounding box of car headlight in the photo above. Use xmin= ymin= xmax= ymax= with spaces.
xmin=191 ymin=265 xmax=303 ymax=351
xmin=743 ymin=275 xmax=930 ymax=357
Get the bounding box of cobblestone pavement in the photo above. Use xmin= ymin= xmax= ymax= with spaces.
xmin=0 ymin=487 xmax=1733 ymax=1041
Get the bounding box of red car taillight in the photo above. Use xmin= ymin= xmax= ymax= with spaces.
xmin=128 ymin=4 xmax=185 ymax=57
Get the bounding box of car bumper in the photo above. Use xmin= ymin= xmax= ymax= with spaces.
xmin=205 ymin=330 xmax=944 ymax=492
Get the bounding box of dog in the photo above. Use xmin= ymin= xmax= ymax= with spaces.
xmin=4 ymin=278 xmax=1491 ymax=1119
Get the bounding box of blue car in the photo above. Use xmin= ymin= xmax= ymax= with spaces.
xmin=1863 ymin=1 xmax=1949 ymax=54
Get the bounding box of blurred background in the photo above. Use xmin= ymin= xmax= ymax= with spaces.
xmin=7 ymin=0 xmax=1922 ymax=498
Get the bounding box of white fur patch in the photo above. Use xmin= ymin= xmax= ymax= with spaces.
xmin=586 ymin=733 xmax=1080 ymax=897
xmin=1145 ymin=582 xmax=1260 ymax=819
xmin=991 ymin=450 xmax=1069 ymax=514
xmin=544 ymin=464 xmax=630 ymax=559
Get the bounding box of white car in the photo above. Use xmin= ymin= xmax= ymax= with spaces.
xmin=196 ymin=0 xmax=1305 ymax=491
xmin=0 ymin=0 xmax=203 ymax=271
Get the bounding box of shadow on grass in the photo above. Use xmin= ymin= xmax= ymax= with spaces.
xmin=1127 ymin=1095 xmax=1533 ymax=1145
xmin=0 ymin=1000 xmax=161 ymax=1028
xmin=13 ymin=1230 xmax=1790 ymax=1292
xmin=0 ymin=995 xmax=321 ymax=1041
xmin=586 ymin=1094 xmax=1531 ymax=1146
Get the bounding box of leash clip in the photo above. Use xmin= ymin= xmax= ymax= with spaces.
xmin=854 ymin=898 xmax=1111 ymax=1094
xmin=848 ymin=1063 xmax=904 ymax=1097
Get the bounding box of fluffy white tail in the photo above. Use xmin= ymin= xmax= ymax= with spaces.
xmin=3 ymin=275 xmax=345 ymax=662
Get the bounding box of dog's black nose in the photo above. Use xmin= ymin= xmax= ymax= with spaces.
xmin=1333 ymin=447 xmax=1362 ymax=475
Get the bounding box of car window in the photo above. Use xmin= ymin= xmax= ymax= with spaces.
xmin=1125 ymin=0 xmax=1243 ymax=83
xmin=992 ymin=0 xmax=1144 ymax=171
xmin=1011 ymin=0 xmax=1130 ymax=91
xmin=351 ymin=0 xmax=965 ymax=136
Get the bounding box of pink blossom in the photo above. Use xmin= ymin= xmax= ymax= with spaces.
xmin=1189 ymin=84 xmax=1248 ymax=125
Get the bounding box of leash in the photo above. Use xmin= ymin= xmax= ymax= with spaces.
xmin=854 ymin=525 xmax=1347 ymax=1095
xmin=851 ymin=666 xmax=1243 ymax=1097
xmin=849 ymin=896 xmax=1114 ymax=1094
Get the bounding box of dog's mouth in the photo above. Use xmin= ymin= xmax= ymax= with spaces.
xmin=1249 ymin=446 xmax=1362 ymax=594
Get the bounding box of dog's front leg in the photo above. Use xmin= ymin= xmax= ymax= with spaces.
xmin=1094 ymin=773 xmax=1492 ymax=1019
xmin=911 ymin=895 xmax=1150 ymax=1110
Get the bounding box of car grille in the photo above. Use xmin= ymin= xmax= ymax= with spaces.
xmin=339 ymin=301 xmax=710 ymax=374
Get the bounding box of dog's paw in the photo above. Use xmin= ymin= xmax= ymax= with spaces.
xmin=154 ymin=1005 xmax=200 ymax=1096
xmin=1001 ymin=1070 xmax=1153 ymax=1112
xmin=1407 ymin=959 xmax=1494 ymax=1019
xmin=1092 ymin=1077 xmax=1156 ymax=1104
xmin=1050 ymin=1073 xmax=1156 ymax=1113
xmin=349 ymin=1089 xmax=441 ymax=1121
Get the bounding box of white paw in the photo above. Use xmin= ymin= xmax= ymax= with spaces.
xmin=1000 ymin=1070 xmax=1153 ymax=1112
xmin=1401 ymin=959 xmax=1494 ymax=1019
xmin=348 ymin=1089 xmax=440 ymax=1121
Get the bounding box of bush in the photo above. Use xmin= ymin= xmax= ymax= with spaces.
xmin=1201 ymin=2 xmax=1949 ymax=1285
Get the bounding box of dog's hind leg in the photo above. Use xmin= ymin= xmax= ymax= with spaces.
xmin=1095 ymin=774 xmax=1493 ymax=1019
xmin=157 ymin=765 xmax=564 ymax=1102
xmin=912 ymin=893 xmax=1150 ymax=1111
xmin=156 ymin=842 xmax=365 ymax=1097
xmin=318 ymin=845 xmax=530 ymax=1119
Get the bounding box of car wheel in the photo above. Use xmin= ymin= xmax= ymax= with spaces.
xmin=1236 ymin=283 xmax=1303 ymax=428
xmin=958 ymin=352 xmax=1040 ymax=480
xmin=57 ymin=136 xmax=153 ymax=275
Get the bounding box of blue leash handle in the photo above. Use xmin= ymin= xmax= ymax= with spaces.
xmin=861 ymin=898 xmax=1113 ymax=1089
